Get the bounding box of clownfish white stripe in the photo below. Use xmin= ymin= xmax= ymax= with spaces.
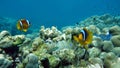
xmin=19 ymin=21 xmax=23 ymax=29
xmin=81 ymin=30 xmax=86 ymax=41
xmin=26 ymin=20 xmax=30 ymax=25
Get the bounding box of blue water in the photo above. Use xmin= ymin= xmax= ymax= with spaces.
xmin=0 ymin=0 xmax=120 ymax=29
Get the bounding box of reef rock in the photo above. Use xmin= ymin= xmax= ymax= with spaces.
xmin=101 ymin=28 xmax=109 ymax=35
xmin=0 ymin=36 xmax=13 ymax=48
xmin=0 ymin=54 xmax=12 ymax=68
xmin=62 ymin=27 xmax=73 ymax=35
xmin=88 ymin=47 xmax=101 ymax=58
xmin=104 ymin=52 xmax=118 ymax=68
xmin=92 ymin=36 xmax=103 ymax=48
xmin=103 ymin=41 xmax=114 ymax=52
xmin=21 ymin=38 xmax=31 ymax=46
xmin=39 ymin=26 xmax=61 ymax=40
xmin=109 ymin=25 xmax=120 ymax=36
xmin=88 ymin=25 xmax=101 ymax=34
xmin=110 ymin=58 xmax=120 ymax=68
xmin=88 ymin=58 xmax=103 ymax=67
xmin=99 ymin=52 xmax=107 ymax=60
xmin=48 ymin=55 xmax=60 ymax=68
xmin=12 ymin=35 xmax=25 ymax=46
xmin=112 ymin=47 xmax=120 ymax=56
xmin=79 ymin=14 xmax=120 ymax=30
xmin=111 ymin=35 xmax=120 ymax=47
xmin=0 ymin=31 xmax=12 ymax=48
xmin=53 ymin=48 xmax=75 ymax=63
xmin=23 ymin=53 xmax=39 ymax=68
xmin=0 ymin=30 xmax=11 ymax=40
xmin=32 ymin=37 xmax=44 ymax=51
xmin=0 ymin=34 xmax=25 ymax=48
xmin=88 ymin=63 xmax=102 ymax=68
xmin=74 ymin=47 xmax=86 ymax=60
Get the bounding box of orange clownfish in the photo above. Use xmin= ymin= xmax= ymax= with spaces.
xmin=16 ymin=19 xmax=30 ymax=32
xmin=72 ymin=28 xmax=93 ymax=49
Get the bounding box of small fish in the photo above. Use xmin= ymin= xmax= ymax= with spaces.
xmin=16 ymin=19 xmax=30 ymax=32
xmin=72 ymin=28 xmax=93 ymax=49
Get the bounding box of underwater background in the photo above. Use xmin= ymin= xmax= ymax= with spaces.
xmin=1 ymin=0 xmax=120 ymax=68
xmin=0 ymin=0 xmax=120 ymax=29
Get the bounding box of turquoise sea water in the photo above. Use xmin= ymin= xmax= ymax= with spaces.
xmin=0 ymin=0 xmax=120 ymax=29
xmin=0 ymin=0 xmax=120 ymax=68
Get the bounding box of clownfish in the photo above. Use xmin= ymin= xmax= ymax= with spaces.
xmin=16 ymin=19 xmax=30 ymax=32
xmin=72 ymin=28 xmax=93 ymax=49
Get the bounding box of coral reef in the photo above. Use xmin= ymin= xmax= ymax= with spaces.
xmin=88 ymin=47 xmax=101 ymax=58
xmin=78 ymin=14 xmax=120 ymax=29
xmin=88 ymin=25 xmax=101 ymax=35
xmin=39 ymin=26 xmax=62 ymax=41
xmin=92 ymin=36 xmax=103 ymax=48
xmin=111 ymin=35 xmax=120 ymax=47
xmin=103 ymin=41 xmax=114 ymax=52
xmin=1 ymin=14 xmax=120 ymax=68
xmin=109 ymin=25 xmax=120 ymax=36
xmin=112 ymin=47 xmax=120 ymax=56
xmin=0 ymin=54 xmax=12 ymax=68
xmin=23 ymin=53 xmax=39 ymax=68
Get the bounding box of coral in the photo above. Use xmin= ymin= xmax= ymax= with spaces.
xmin=53 ymin=48 xmax=75 ymax=63
xmin=92 ymin=36 xmax=103 ymax=48
xmin=0 ymin=31 xmax=13 ymax=48
xmin=110 ymin=58 xmax=120 ymax=68
xmin=0 ymin=34 xmax=25 ymax=48
xmin=1 ymin=14 xmax=120 ymax=68
xmin=22 ymin=50 xmax=30 ymax=59
xmin=74 ymin=47 xmax=86 ymax=59
xmin=55 ymin=40 xmax=73 ymax=50
xmin=88 ymin=63 xmax=102 ymax=68
xmin=107 ymin=53 xmax=117 ymax=63
xmin=88 ymin=58 xmax=103 ymax=67
xmin=78 ymin=14 xmax=120 ymax=29
xmin=39 ymin=26 xmax=61 ymax=40
xmin=79 ymin=59 xmax=88 ymax=67
xmin=32 ymin=37 xmax=44 ymax=51
xmin=109 ymin=25 xmax=120 ymax=36
xmin=62 ymin=26 xmax=73 ymax=35
xmin=0 ymin=54 xmax=12 ymax=68
xmin=0 ymin=36 xmax=13 ymax=48
xmin=103 ymin=41 xmax=114 ymax=52
xmin=48 ymin=55 xmax=60 ymax=68
xmin=23 ymin=53 xmax=39 ymax=68
xmin=99 ymin=52 xmax=107 ymax=60
xmin=21 ymin=38 xmax=32 ymax=46
xmin=88 ymin=47 xmax=101 ymax=58
xmin=0 ymin=30 xmax=11 ymax=40
xmin=112 ymin=47 xmax=120 ymax=56
xmin=111 ymin=35 xmax=120 ymax=47
xmin=105 ymin=52 xmax=117 ymax=61
xmin=32 ymin=43 xmax=51 ymax=63
xmin=104 ymin=52 xmax=118 ymax=68
xmin=52 ymin=33 xmax=68 ymax=41
xmin=12 ymin=35 xmax=25 ymax=46
xmin=88 ymin=25 xmax=101 ymax=35
xmin=111 ymin=62 xmax=120 ymax=68
xmin=101 ymin=28 xmax=109 ymax=35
